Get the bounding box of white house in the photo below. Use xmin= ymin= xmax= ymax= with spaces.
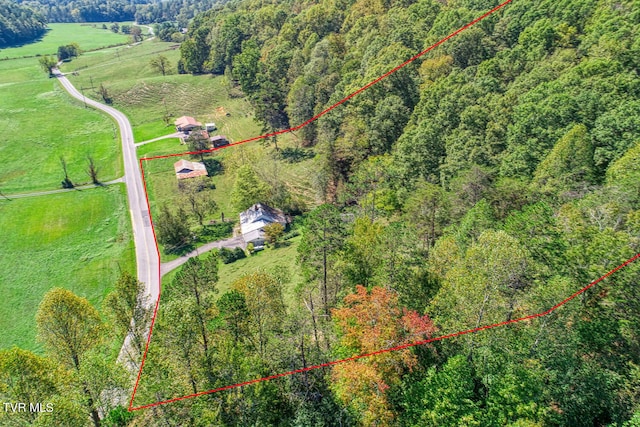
xmin=239 ymin=203 xmax=287 ymax=247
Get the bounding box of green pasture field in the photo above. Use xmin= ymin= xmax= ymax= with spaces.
xmin=0 ymin=185 xmax=135 ymax=352
xmin=0 ymin=23 xmax=130 ymax=59
xmin=60 ymin=40 xmax=262 ymax=142
xmin=0 ymin=57 xmax=123 ymax=194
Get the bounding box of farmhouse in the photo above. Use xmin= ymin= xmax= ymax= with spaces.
xmin=211 ymin=135 xmax=230 ymax=148
xmin=239 ymin=203 xmax=287 ymax=247
xmin=175 ymin=116 xmax=202 ymax=132
xmin=174 ymin=159 xmax=208 ymax=180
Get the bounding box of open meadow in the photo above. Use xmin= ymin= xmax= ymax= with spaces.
xmin=0 ymin=25 xmax=136 ymax=352
xmin=0 ymin=23 xmax=129 ymax=59
xmin=61 ymin=40 xmax=262 ymax=142
xmin=0 ymin=54 xmax=123 ymax=195
xmin=0 ymin=185 xmax=135 ymax=352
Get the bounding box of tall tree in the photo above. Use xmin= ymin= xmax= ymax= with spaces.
xmin=155 ymin=205 xmax=192 ymax=251
xmin=230 ymin=165 xmax=270 ymax=211
xmin=179 ymin=177 xmax=218 ymax=226
xmin=331 ymin=285 xmax=437 ymax=426
xmin=103 ymin=272 xmax=151 ymax=362
xmin=36 ymin=288 xmax=104 ymax=427
xmin=298 ymin=203 xmax=346 ymax=316
xmin=232 ymin=272 xmax=285 ymax=357
xmin=171 ymin=254 xmax=220 ymax=358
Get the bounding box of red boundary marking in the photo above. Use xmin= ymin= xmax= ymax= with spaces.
xmin=128 ymin=252 xmax=640 ymax=410
xmin=126 ymin=0 xmax=640 ymax=411
xmin=139 ymin=0 xmax=515 ymax=162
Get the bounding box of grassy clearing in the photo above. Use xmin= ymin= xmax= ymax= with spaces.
xmin=60 ymin=40 xmax=262 ymax=142
xmin=161 ymin=236 xmax=303 ymax=307
xmin=0 ymin=185 xmax=135 ymax=352
xmin=0 ymin=23 xmax=130 ymax=59
xmin=140 ymin=132 xmax=319 ymax=262
xmin=0 ymin=57 xmax=123 ymax=194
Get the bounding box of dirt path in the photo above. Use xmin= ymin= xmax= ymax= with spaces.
xmin=2 ymin=177 xmax=125 ymax=199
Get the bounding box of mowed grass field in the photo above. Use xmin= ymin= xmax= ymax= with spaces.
xmin=0 ymin=24 xmax=136 ymax=352
xmin=0 ymin=23 xmax=129 ymax=59
xmin=60 ymin=40 xmax=262 ymax=142
xmin=0 ymin=185 xmax=135 ymax=352
xmin=0 ymin=58 xmax=123 ymax=194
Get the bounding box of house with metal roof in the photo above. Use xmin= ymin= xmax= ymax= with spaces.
xmin=239 ymin=203 xmax=287 ymax=247
xmin=174 ymin=159 xmax=208 ymax=180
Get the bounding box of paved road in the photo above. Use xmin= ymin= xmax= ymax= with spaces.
xmin=53 ymin=69 xmax=159 ymax=305
xmin=160 ymin=235 xmax=245 ymax=276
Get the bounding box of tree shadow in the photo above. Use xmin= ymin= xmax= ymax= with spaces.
xmin=276 ymin=147 xmax=315 ymax=163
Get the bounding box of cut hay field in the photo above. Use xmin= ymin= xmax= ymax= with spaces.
xmin=60 ymin=40 xmax=262 ymax=143
xmin=0 ymin=57 xmax=123 ymax=194
xmin=0 ymin=185 xmax=135 ymax=352
xmin=0 ymin=23 xmax=130 ymax=59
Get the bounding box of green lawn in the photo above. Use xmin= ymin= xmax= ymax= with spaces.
xmin=0 ymin=23 xmax=130 ymax=59
xmin=0 ymin=57 xmax=123 ymax=194
xmin=59 ymin=40 xmax=262 ymax=142
xmin=0 ymin=185 xmax=135 ymax=352
xmin=162 ymin=236 xmax=303 ymax=307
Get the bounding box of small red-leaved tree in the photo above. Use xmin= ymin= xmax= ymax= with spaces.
xmin=331 ymin=285 xmax=437 ymax=426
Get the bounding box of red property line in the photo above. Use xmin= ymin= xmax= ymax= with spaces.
xmin=130 ymin=252 xmax=640 ymax=411
xmin=129 ymin=0 xmax=517 ymax=410
xmin=140 ymin=0 xmax=515 ymax=162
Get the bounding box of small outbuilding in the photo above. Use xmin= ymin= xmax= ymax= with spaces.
xmin=211 ymin=135 xmax=230 ymax=148
xmin=205 ymin=122 xmax=217 ymax=132
xmin=174 ymin=159 xmax=208 ymax=180
xmin=175 ymin=116 xmax=202 ymax=132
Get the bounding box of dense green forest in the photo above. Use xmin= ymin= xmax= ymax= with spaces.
xmin=0 ymin=0 xmax=46 ymax=47
xmin=2 ymin=0 xmax=640 ymax=425
xmin=15 ymin=0 xmax=136 ymax=22
xmin=11 ymin=0 xmax=222 ymax=24
xmin=164 ymin=0 xmax=640 ymax=424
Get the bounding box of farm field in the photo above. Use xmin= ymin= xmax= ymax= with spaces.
xmin=60 ymin=40 xmax=262 ymax=143
xmin=0 ymin=185 xmax=135 ymax=352
xmin=0 ymin=23 xmax=130 ymax=59
xmin=0 ymin=57 xmax=123 ymax=194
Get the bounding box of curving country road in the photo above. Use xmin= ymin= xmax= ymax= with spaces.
xmin=52 ymin=69 xmax=159 ymax=306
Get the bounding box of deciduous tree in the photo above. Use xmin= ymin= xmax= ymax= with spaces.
xmin=149 ymin=54 xmax=171 ymax=76
xmin=36 ymin=288 xmax=104 ymax=427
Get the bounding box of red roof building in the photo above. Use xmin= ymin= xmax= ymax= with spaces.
xmin=175 ymin=116 xmax=202 ymax=132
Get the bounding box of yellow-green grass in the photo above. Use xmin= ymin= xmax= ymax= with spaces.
xmin=0 ymin=185 xmax=135 ymax=352
xmin=0 ymin=23 xmax=130 ymax=59
xmin=0 ymin=57 xmax=123 ymax=194
xmin=60 ymin=40 xmax=262 ymax=142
